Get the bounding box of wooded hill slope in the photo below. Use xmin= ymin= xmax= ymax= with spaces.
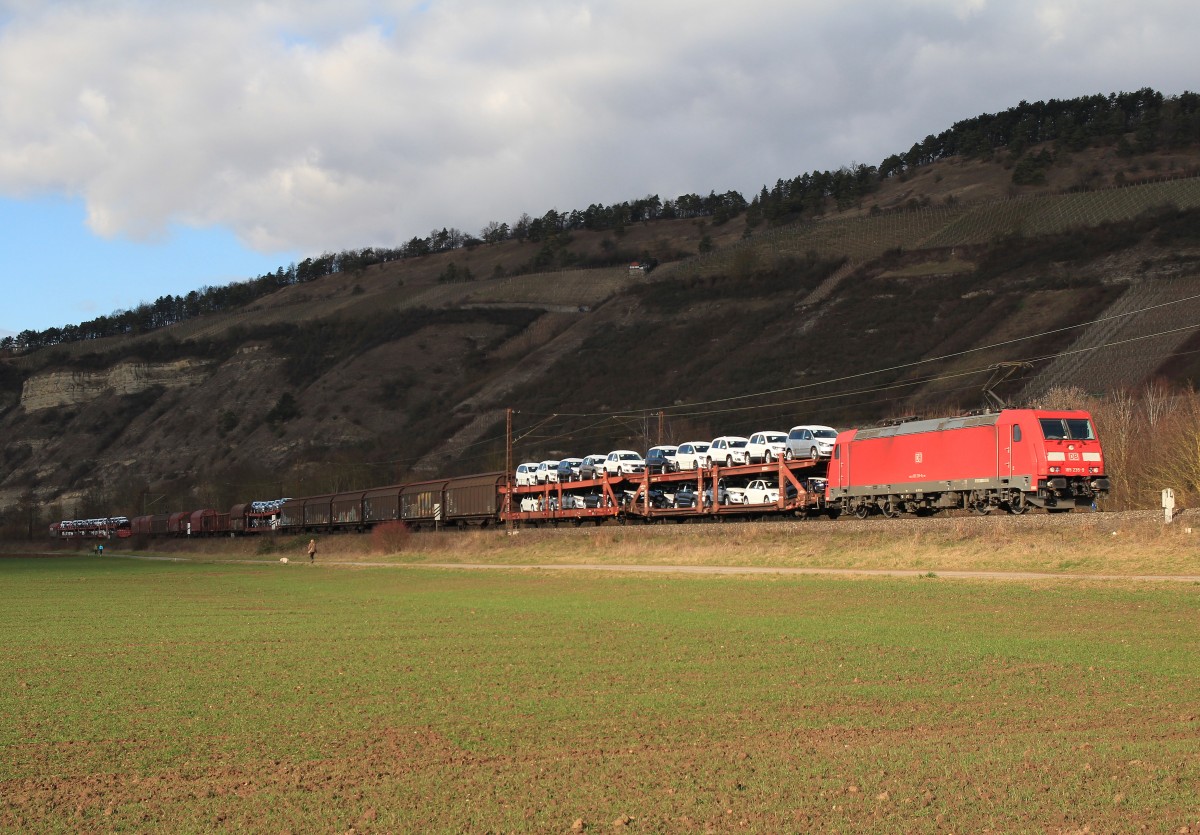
xmin=4 ymin=107 xmax=1200 ymax=522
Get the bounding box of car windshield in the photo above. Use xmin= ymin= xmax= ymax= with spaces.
xmin=695 ymin=444 xmax=709 ymax=451
xmin=620 ymin=453 xmax=641 ymax=460
xmin=812 ymin=429 xmax=837 ymax=439
xmin=766 ymin=434 xmax=786 ymax=443
xmin=729 ymin=440 xmax=748 ymax=448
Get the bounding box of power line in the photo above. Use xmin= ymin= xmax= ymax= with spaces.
xmin=306 ymin=299 xmax=1200 ymax=467
xmin=529 ymin=290 xmax=1200 ymax=420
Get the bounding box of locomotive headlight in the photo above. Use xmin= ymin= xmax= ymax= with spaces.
xmin=1089 ymin=466 xmax=1100 ymax=473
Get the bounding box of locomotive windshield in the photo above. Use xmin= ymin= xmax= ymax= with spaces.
xmin=1039 ymin=418 xmax=1096 ymax=440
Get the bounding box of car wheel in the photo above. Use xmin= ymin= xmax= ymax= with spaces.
xmin=810 ymin=446 xmax=818 ymax=460
xmin=765 ymin=451 xmax=774 ymax=462
xmin=785 ymin=449 xmax=794 ymax=461
xmin=726 ymin=456 xmax=733 ymax=467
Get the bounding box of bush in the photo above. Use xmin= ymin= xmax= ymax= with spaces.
xmin=371 ymin=521 xmax=411 ymax=554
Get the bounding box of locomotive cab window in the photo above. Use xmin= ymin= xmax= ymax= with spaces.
xmin=1040 ymin=418 xmax=1095 ymax=440
xmin=1012 ymin=425 xmax=1022 ymax=442
xmin=1039 ymin=419 xmax=1066 ymax=439
xmin=1065 ymin=418 xmax=1095 ymax=440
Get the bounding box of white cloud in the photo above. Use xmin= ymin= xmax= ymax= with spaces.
xmin=0 ymin=0 xmax=1196 ymax=254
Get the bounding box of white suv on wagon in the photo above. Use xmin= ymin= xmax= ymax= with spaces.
xmin=515 ymin=462 xmax=540 ymax=487
xmin=603 ymin=450 xmax=646 ymax=477
xmin=746 ymin=431 xmax=788 ymax=463
xmin=704 ymin=436 xmax=751 ymax=468
xmin=674 ymin=441 xmax=711 ymax=471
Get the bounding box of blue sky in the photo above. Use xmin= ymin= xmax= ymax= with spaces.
xmin=0 ymin=196 xmax=294 ymax=335
xmin=1 ymin=0 xmax=1197 ymax=339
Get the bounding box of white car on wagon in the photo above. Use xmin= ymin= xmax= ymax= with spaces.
xmin=674 ymin=441 xmax=711 ymax=471
xmin=535 ymin=460 xmax=561 ymax=483
xmin=786 ymin=425 xmax=837 ymax=460
xmin=746 ymin=431 xmax=788 ymax=463
xmin=604 ymin=450 xmax=646 ymax=477
xmin=704 ymin=436 xmax=751 ymax=468
xmin=515 ymin=462 xmax=540 ymax=487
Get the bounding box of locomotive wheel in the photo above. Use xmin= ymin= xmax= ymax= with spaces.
xmin=854 ymin=503 xmax=871 ymax=520
xmin=881 ymin=502 xmax=900 ymax=519
xmin=1007 ymin=499 xmax=1029 ymax=515
xmin=971 ymin=502 xmax=991 ymax=515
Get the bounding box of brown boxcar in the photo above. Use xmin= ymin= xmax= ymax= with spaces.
xmin=280 ymin=498 xmax=305 ymax=530
xmin=401 ymin=480 xmax=449 ymax=524
xmin=303 ymin=494 xmax=334 ymax=528
xmin=168 ymin=511 xmax=191 ymax=536
xmin=331 ymin=490 xmax=367 ymax=527
xmin=363 ymin=485 xmax=402 ymax=524
xmin=150 ymin=513 xmax=171 ymax=535
xmin=229 ymin=503 xmax=249 ymax=533
xmin=131 ymin=515 xmax=153 ymax=536
xmin=189 ymin=509 xmax=227 ymax=535
xmin=444 ymin=472 xmax=504 ymax=523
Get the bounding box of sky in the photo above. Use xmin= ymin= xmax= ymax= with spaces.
xmin=1 ymin=0 xmax=1197 ymax=337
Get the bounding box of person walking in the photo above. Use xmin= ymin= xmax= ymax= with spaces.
xmin=307 ymin=539 xmax=316 ymax=564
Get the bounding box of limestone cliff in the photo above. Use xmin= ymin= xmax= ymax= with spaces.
xmin=19 ymin=360 xmax=210 ymax=412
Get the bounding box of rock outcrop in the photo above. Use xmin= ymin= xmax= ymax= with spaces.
xmin=19 ymin=360 xmax=209 ymax=412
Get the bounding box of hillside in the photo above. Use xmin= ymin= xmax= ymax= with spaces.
xmin=4 ymin=140 xmax=1200 ymax=522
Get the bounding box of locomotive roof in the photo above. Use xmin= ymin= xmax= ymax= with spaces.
xmin=855 ymin=412 xmax=1000 ymax=440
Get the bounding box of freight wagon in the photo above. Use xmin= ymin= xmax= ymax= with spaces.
xmin=49 ymin=516 xmax=132 ymax=539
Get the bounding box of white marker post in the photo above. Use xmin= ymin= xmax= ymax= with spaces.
xmin=1162 ymin=488 xmax=1176 ymax=524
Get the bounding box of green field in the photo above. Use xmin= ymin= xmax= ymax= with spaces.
xmin=2 ymin=555 xmax=1199 ymax=833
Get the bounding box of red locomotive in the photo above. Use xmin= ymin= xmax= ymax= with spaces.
xmin=825 ymin=408 xmax=1110 ymax=517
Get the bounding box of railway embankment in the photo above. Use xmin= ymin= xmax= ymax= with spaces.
xmin=12 ymin=508 xmax=1200 ymax=580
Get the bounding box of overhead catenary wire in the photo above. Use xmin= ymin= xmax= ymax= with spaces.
xmin=394 ymin=317 xmax=1200 ymax=466
xmin=523 ymin=290 xmax=1200 ymax=420
xmin=307 ymin=297 xmax=1200 ymax=471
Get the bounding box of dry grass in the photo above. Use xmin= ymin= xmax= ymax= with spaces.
xmin=38 ymin=509 xmax=1200 ymax=578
